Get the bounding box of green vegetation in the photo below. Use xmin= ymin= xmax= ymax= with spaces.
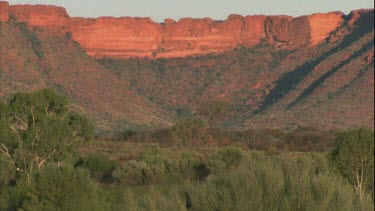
xmin=0 ymin=89 xmax=93 ymax=183
xmin=0 ymin=12 xmax=373 ymax=210
xmin=331 ymin=128 xmax=374 ymax=201
xmin=0 ymin=90 xmax=373 ymax=210
xmin=0 ymin=90 xmax=97 ymax=210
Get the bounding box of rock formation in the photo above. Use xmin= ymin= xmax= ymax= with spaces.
xmin=1 ymin=1 xmax=372 ymax=58
xmin=0 ymin=1 xmax=9 ymax=22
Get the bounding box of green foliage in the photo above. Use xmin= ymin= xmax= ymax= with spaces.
xmin=113 ymin=148 xmax=202 ymax=185
xmin=0 ymin=180 xmax=30 ymax=211
xmin=22 ymin=164 xmax=107 ymax=210
xmin=0 ymin=89 xmax=94 ymax=183
xmin=331 ymin=128 xmax=374 ymax=200
xmin=210 ymin=147 xmax=244 ymax=170
xmin=185 ymin=152 xmax=372 ymax=211
xmin=64 ymin=31 xmax=73 ymax=40
xmin=0 ymin=164 xmax=107 ymax=210
xmin=1 ymin=91 xmax=373 ymax=209
xmin=103 ymin=149 xmax=373 ymax=210
xmin=121 ymin=129 xmax=137 ymax=139
xmin=80 ymin=153 xmax=116 ymax=182
xmin=68 ymin=111 xmax=94 ymax=141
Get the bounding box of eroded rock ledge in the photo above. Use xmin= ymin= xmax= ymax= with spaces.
xmin=1 ymin=1 xmax=372 ymax=58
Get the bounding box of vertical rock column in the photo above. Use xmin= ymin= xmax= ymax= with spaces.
xmin=0 ymin=1 xmax=9 ymax=22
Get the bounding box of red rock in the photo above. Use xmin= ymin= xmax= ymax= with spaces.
xmin=0 ymin=1 xmax=9 ymax=22
xmin=265 ymin=12 xmax=344 ymax=47
xmin=265 ymin=15 xmax=294 ymax=43
xmin=308 ymin=12 xmax=344 ymax=47
xmin=242 ymin=15 xmax=267 ymax=46
xmin=69 ymin=17 xmax=162 ymax=58
xmin=4 ymin=3 xmax=370 ymax=58
xmin=9 ymin=4 xmax=69 ymax=28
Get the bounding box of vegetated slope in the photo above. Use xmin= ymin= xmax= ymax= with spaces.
xmin=1 ymin=10 xmax=373 ymax=133
xmin=99 ymin=9 xmax=374 ymax=130
xmin=0 ymin=19 xmax=173 ymax=135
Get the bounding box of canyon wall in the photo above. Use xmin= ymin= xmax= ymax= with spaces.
xmin=8 ymin=4 xmax=69 ymax=27
xmin=2 ymin=1 xmax=368 ymax=58
xmin=0 ymin=1 xmax=8 ymax=22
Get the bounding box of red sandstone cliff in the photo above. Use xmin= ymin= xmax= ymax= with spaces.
xmin=0 ymin=1 xmax=8 ymax=22
xmin=1 ymin=1 xmax=372 ymax=58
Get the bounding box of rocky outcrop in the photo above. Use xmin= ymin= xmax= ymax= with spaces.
xmin=69 ymin=17 xmax=163 ymax=58
xmin=0 ymin=1 xmax=8 ymax=22
xmin=308 ymin=12 xmax=345 ymax=46
xmin=9 ymin=4 xmax=69 ymax=29
xmin=346 ymin=9 xmax=374 ymax=26
xmin=2 ymin=1 xmax=372 ymax=58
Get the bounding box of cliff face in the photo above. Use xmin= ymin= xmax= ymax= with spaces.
xmin=0 ymin=1 xmax=8 ymax=22
xmin=9 ymin=4 xmax=69 ymax=28
xmin=2 ymin=1 xmax=370 ymax=58
xmin=69 ymin=17 xmax=163 ymax=58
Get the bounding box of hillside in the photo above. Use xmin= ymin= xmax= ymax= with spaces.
xmin=99 ymin=9 xmax=374 ymax=130
xmin=0 ymin=18 xmax=173 ymax=135
xmin=0 ymin=2 xmax=374 ymax=134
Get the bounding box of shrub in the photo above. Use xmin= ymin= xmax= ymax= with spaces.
xmin=211 ymin=147 xmax=244 ymax=168
xmin=185 ymin=152 xmax=372 ymax=211
xmin=0 ymin=165 xmax=108 ymax=210
xmin=80 ymin=153 xmax=117 ymax=183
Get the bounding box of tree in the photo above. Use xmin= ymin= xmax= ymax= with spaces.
xmin=0 ymin=89 xmax=93 ymax=183
xmin=196 ymin=100 xmax=231 ymax=127
xmin=152 ymin=51 xmax=158 ymax=59
xmin=330 ymin=128 xmax=374 ymax=201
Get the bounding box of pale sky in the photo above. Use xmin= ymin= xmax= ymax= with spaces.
xmin=7 ymin=0 xmax=375 ymax=22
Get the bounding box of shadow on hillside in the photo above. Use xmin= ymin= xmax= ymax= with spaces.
xmin=335 ymin=60 xmax=374 ymax=95
xmin=254 ymin=10 xmax=374 ymax=114
xmin=288 ymin=39 xmax=374 ymax=107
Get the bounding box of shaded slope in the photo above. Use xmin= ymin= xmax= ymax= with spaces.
xmin=256 ymin=10 xmax=374 ymax=113
xmin=289 ymin=39 xmax=373 ymax=108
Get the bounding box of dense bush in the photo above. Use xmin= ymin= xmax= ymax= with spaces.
xmin=113 ymin=148 xmax=203 ymax=185
xmin=184 ymin=152 xmax=372 ymax=211
xmin=0 ymin=90 xmax=372 ymax=210
xmin=103 ymin=151 xmax=374 ymax=210
xmin=79 ymin=153 xmax=117 ymax=183
xmin=331 ymin=128 xmax=374 ymax=201
xmin=0 ymin=164 xmax=106 ymax=210
xmin=209 ymin=147 xmax=244 ymax=172
xmin=0 ymin=89 xmax=93 ymax=183
xmin=0 ymin=90 xmax=98 ymax=210
xmin=22 ymin=165 xmax=107 ymax=210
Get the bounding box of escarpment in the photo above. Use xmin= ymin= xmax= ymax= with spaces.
xmin=1 ymin=1 xmax=372 ymax=58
